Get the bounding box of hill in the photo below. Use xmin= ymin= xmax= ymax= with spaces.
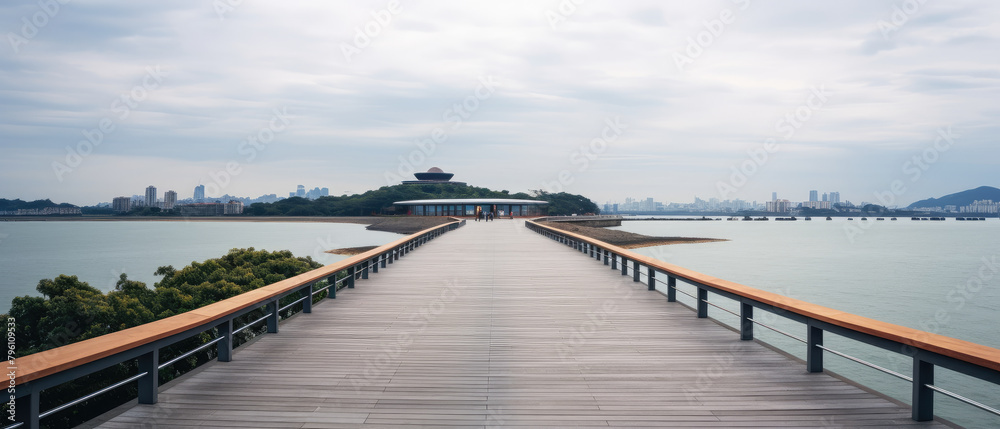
xmin=245 ymin=184 xmax=599 ymax=216
xmin=907 ymin=186 xmax=1000 ymax=209
xmin=0 ymin=198 xmax=77 ymax=211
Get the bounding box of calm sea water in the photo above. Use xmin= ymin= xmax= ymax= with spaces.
xmin=616 ymin=217 xmax=999 ymax=428
xmin=0 ymin=221 xmax=402 ymax=313
xmin=1 ymin=218 xmax=996 ymax=426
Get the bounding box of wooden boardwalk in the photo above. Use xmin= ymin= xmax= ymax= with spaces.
xmin=97 ymin=220 xmax=947 ymax=428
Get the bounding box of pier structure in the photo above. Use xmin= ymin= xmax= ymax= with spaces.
xmin=7 ymin=218 xmax=1000 ymax=428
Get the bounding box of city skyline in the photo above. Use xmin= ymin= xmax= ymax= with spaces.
xmin=1 ymin=2 xmax=999 ymax=207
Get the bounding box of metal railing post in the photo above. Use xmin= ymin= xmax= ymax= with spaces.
xmin=632 ymin=261 xmax=640 ymax=282
xmin=621 ymin=257 xmax=628 ymax=276
xmin=380 ymin=253 xmax=387 ymax=268
xmin=611 ymin=253 xmax=617 ymax=270
xmin=347 ymin=266 xmax=356 ymax=288
xmin=217 ymin=319 xmax=233 ymax=362
xmin=697 ymin=288 xmax=708 ymax=318
xmin=740 ymin=303 xmax=753 ymax=341
xmin=16 ymin=390 xmax=40 ymax=429
xmin=138 ymin=349 xmax=159 ymax=404
xmin=266 ymin=300 xmax=279 ymax=333
xmin=361 ymin=260 xmax=369 ymax=279
xmin=912 ymin=357 xmax=935 ymax=421
xmin=300 ymin=285 xmax=312 ymax=314
xmin=327 ymin=275 xmax=337 ymax=299
xmin=807 ymin=325 xmax=823 ymax=373
xmin=667 ymin=276 xmax=677 ymax=302
xmin=647 ymin=268 xmax=656 ymax=291
xmin=603 ymin=249 xmax=609 ymax=265
xmin=372 ymin=256 xmax=379 ymax=274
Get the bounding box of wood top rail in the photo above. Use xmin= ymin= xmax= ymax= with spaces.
xmin=13 ymin=218 xmax=462 ymax=386
xmin=527 ymin=219 xmax=1000 ymax=373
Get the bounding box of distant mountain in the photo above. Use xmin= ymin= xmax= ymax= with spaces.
xmin=907 ymin=186 xmax=1000 ymax=209
xmin=1 ymin=198 xmax=68 ymax=211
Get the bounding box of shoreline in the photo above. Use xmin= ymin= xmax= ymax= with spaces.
xmin=0 ymin=216 xmax=454 ymax=235
xmin=537 ymin=220 xmax=726 ymax=249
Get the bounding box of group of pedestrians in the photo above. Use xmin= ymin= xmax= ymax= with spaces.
xmin=477 ymin=211 xmax=494 ymax=222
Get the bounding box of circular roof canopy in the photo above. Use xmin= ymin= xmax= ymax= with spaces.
xmin=394 ymin=198 xmax=548 ymax=205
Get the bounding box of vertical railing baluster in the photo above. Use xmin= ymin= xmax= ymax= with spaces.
xmin=667 ymin=276 xmax=677 ymax=302
xmin=647 ymin=268 xmax=656 ymax=291
xmin=266 ymin=301 xmax=279 ymax=333
xmin=217 ymin=319 xmax=233 ymax=362
xmin=632 ymin=261 xmax=640 ymax=282
xmin=361 ymin=260 xmax=369 ymax=280
xmin=740 ymin=303 xmax=753 ymax=340
xmin=300 ymin=285 xmax=312 ymax=314
xmin=347 ymin=266 xmax=356 ymax=288
xmin=697 ymin=288 xmax=708 ymax=318
xmin=138 ymin=349 xmax=159 ymax=404
xmin=807 ymin=325 xmax=823 ymax=373
xmin=912 ymin=357 xmax=935 ymax=421
xmin=17 ymin=391 xmax=40 ymax=429
xmin=621 ymin=257 xmax=628 ymax=276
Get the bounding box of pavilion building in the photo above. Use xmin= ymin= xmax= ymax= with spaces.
xmin=394 ymin=167 xmax=547 ymax=217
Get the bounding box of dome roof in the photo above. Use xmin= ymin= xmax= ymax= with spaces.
xmin=413 ymin=167 xmax=454 ymax=182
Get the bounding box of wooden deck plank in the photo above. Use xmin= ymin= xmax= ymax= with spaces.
xmin=98 ymin=219 xmax=948 ymax=428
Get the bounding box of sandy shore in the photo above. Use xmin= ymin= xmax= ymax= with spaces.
xmin=537 ymin=221 xmax=726 ymax=249
xmin=326 ymin=245 xmax=380 ymax=256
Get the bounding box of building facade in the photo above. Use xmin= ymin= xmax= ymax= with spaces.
xmin=766 ymin=199 xmax=792 ymax=213
xmin=164 ymin=191 xmax=177 ymax=210
xmin=394 ymin=199 xmax=547 ymax=217
xmin=224 ymin=200 xmax=244 ymax=215
xmin=145 ymin=186 xmax=157 ymax=208
xmin=112 ymin=196 xmax=131 ymax=213
xmin=194 ymin=185 xmax=205 ymax=202
xmin=179 ymin=203 xmax=225 ymax=216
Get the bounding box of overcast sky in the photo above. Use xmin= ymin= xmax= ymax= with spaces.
xmin=1 ymin=1 xmax=998 ymax=207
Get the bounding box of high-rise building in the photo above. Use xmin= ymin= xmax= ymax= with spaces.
xmin=822 ymin=193 xmax=828 ymax=202
xmin=145 ymin=186 xmax=157 ymax=207
xmin=829 ymin=191 xmax=841 ymax=205
xmin=766 ymin=199 xmax=791 ymax=213
xmin=809 ymin=190 xmax=818 ymax=202
xmin=112 ymin=196 xmax=131 ymax=213
xmin=772 ymin=192 xmax=777 ymax=201
xmin=164 ymin=190 xmax=178 ymax=210
xmin=296 ymin=185 xmax=305 ymax=198
xmin=321 ymin=187 xmax=330 ymax=197
xmin=194 ymin=184 xmax=205 ymax=202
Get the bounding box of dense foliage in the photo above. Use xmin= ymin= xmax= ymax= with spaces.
xmin=2 ymin=248 xmax=326 ymax=428
xmin=0 ymin=198 xmax=77 ymax=211
xmin=245 ymin=184 xmax=600 ymax=216
xmin=5 ymin=248 xmax=322 ymax=357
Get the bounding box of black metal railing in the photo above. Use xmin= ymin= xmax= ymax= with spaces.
xmin=527 ymin=219 xmax=1000 ymax=424
xmin=6 ymin=219 xmax=465 ymax=429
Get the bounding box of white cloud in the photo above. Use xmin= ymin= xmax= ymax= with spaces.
xmin=0 ymin=0 xmax=998 ymax=206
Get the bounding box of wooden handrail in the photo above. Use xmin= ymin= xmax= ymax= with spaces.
xmin=13 ymin=218 xmax=462 ymax=386
xmin=527 ymin=219 xmax=1000 ymax=373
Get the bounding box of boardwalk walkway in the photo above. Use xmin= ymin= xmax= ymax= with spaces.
xmin=98 ymin=220 xmax=946 ymax=428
